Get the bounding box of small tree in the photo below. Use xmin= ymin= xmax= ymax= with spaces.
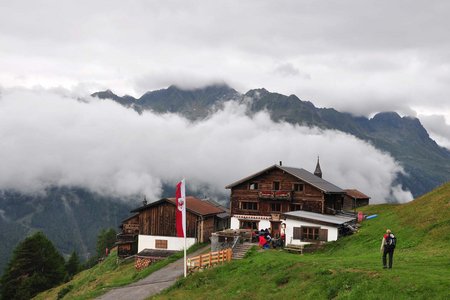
xmin=0 ymin=232 xmax=66 ymax=300
xmin=96 ymin=228 xmax=117 ymax=258
xmin=65 ymin=251 xmax=81 ymax=278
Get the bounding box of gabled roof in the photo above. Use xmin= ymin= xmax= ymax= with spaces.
xmin=344 ymin=189 xmax=370 ymax=199
xmin=120 ymin=213 xmax=139 ymax=223
xmin=131 ymin=196 xmax=225 ymax=217
xmin=225 ymin=164 xmax=344 ymax=194
xmin=283 ymin=210 xmax=356 ymax=226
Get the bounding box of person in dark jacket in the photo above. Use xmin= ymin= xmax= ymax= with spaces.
xmin=380 ymin=229 xmax=396 ymax=269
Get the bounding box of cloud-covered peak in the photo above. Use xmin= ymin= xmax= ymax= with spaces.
xmin=0 ymin=88 xmax=412 ymax=203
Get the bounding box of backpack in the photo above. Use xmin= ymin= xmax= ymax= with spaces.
xmin=385 ymin=233 xmax=396 ymax=248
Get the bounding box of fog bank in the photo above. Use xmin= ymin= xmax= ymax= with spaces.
xmin=0 ymin=88 xmax=413 ymax=203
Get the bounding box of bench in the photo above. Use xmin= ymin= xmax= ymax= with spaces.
xmin=284 ymin=244 xmax=304 ymax=254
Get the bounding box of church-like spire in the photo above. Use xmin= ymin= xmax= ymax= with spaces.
xmin=314 ymin=156 xmax=322 ymax=178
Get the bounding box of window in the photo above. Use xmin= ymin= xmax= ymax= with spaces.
xmin=301 ymin=227 xmax=320 ymax=241
xmin=273 ymin=181 xmax=280 ymax=190
xmin=291 ymin=204 xmax=302 ymax=211
xmin=271 ymin=203 xmax=281 ymax=212
xmin=249 ymin=182 xmax=259 ymax=190
xmin=241 ymin=202 xmax=258 ymax=210
xmin=293 ymin=183 xmax=304 ymax=192
xmin=240 ymin=221 xmax=258 ymax=230
xmin=155 ymin=239 xmax=168 ymax=249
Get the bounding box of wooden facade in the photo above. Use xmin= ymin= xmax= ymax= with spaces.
xmin=343 ymin=189 xmax=370 ymax=211
xmin=226 ymin=164 xmax=346 ymax=233
xmin=123 ymin=196 xmax=228 ymax=246
xmin=116 ymin=214 xmax=139 ymax=257
xmin=138 ymin=202 xmax=195 ymax=237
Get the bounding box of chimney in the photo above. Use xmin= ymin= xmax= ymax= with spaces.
xmin=142 ymin=196 xmax=148 ymax=206
xmin=279 ymin=161 xmax=283 ymax=166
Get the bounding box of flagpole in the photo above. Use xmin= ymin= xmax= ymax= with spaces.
xmin=176 ymin=178 xmax=187 ymax=277
xmin=183 ymin=179 xmax=187 ymax=278
xmin=184 ymin=222 xmax=187 ymax=278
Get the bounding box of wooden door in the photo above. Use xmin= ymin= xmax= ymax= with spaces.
xmin=270 ymin=221 xmax=282 ymax=237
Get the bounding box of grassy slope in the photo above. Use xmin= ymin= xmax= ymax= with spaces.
xmin=153 ymin=183 xmax=450 ymax=300
xmin=34 ymin=243 xmax=207 ymax=300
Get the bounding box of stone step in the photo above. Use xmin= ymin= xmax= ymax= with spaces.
xmin=232 ymin=243 xmax=256 ymax=260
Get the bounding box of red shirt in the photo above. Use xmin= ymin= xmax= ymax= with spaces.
xmin=259 ymin=235 xmax=267 ymax=246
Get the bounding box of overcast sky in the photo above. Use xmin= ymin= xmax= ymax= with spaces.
xmin=0 ymin=1 xmax=449 ymax=201
xmin=1 ymin=2 xmax=450 ymax=123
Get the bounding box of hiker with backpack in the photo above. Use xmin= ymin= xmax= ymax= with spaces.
xmin=380 ymin=229 xmax=396 ymax=269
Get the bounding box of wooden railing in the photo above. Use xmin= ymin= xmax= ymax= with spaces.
xmin=187 ymin=248 xmax=232 ymax=274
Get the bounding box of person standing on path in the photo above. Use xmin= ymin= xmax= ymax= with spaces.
xmin=380 ymin=229 xmax=396 ymax=269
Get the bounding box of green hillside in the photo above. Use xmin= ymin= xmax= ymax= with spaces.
xmin=154 ymin=182 xmax=450 ymax=299
xmin=34 ymin=183 xmax=450 ymax=299
xmin=33 ymin=243 xmax=206 ymax=300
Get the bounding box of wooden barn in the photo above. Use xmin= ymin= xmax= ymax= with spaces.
xmin=343 ymin=189 xmax=370 ymax=211
xmin=122 ymin=196 xmax=228 ymax=252
xmin=116 ymin=213 xmax=139 ymax=257
xmin=225 ymin=161 xmax=348 ymax=237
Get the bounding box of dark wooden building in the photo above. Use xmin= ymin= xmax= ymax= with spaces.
xmin=116 ymin=213 xmax=139 ymax=257
xmin=226 ymin=162 xmax=346 ymax=236
xmin=130 ymin=196 xmax=226 ymax=243
xmin=343 ymin=189 xmax=370 ymax=211
xmin=116 ymin=196 xmax=229 ymax=254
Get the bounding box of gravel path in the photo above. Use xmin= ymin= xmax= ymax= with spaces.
xmin=96 ymin=246 xmax=209 ymax=300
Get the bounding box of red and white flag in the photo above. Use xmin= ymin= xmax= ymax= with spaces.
xmin=176 ymin=179 xmax=186 ymax=237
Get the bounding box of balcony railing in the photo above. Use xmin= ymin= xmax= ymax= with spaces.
xmin=258 ymin=190 xmax=292 ymax=200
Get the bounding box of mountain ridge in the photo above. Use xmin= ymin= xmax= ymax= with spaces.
xmin=92 ymin=84 xmax=450 ymax=199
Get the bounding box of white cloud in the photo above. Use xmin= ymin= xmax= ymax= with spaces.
xmin=419 ymin=114 xmax=450 ymax=150
xmin=1 ymin=1 xmax=450 ymax=127
xmin=0 ymin=88 xmax=411 ymax=203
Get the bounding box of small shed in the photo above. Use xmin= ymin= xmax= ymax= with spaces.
xmin=343 ymin=189 xmax=370 ymax=211
xmin=283 ymin=210 xmax=356 ymax=246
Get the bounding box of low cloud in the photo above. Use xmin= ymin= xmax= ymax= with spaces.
xmin=0 ymin=88 xmax=412 ymax=203
xmin=273 ymin=63 xmax=311 ymax=79
xmin=419 ymin=114 xmax=450 ymax=150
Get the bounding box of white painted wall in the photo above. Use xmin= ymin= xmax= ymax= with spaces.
xmin=284 ymin=218 xmax=338 ymax=246
xmin=230 ymin=217 xmax=240 ymax=229
xmin=230 ymin=217 xmax=272 ymax=231
xmin=259 ymin=220 xmax=271 ymax=231
xmin=138 ymin=235 xmax=197 ymax=252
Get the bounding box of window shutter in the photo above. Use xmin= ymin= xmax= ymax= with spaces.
xmin=319 ymin=229 xmax=328 ymax=242
xmin=293 ymin=227 xmax=302 ymax=240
